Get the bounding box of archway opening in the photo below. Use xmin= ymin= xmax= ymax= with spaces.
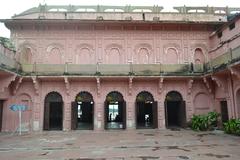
xmin=237 ymin=89 xmax=240 ymax=118
xmin=71 ymin=91 xmax=94 ymax=130
xmin=105 ymin=91 xmax=126 ymax=129
xmin=136 ymin=91 xmax=158 ymax=129
xmin=165 ymin=91 xmax=186 ymax=128
xmin=44 ymin=92 xmax=63 ymax=130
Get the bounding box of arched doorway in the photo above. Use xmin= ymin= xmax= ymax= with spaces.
xmin=165 ymin=91 xmax=186 ymax=128
xmin=71 ymin=91 xmax=94 ymax=130
xmin=136 ymin=91 xmax=158 ymax=129
xmin=104 ymin=91 xmax=126 ymax=129
xmin=44 ymin=92 xmax=63 ymax=130
xmin=237 ymin=89 xmax=240 ymax=118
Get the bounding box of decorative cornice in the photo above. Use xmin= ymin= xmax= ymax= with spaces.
xmin=203 ymin=77 xmax=212 ymax=93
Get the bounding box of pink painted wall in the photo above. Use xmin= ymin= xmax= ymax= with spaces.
xmin=1 ymin=17 xmax=240 ymax=132
xmin=12 ymin=25 xmax=210 ymax=65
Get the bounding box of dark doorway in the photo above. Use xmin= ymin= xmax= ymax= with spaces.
xmin=165 ymin=91 xmax=186 ymax=128
xmin=220 ymin=101 xmax=229 ymax=123
xmin=72 ymin=92 xmax=94 ymax=130
xmin=0 ymin=100 xmax=3 ymax=132
xmin=44 ymin=92 xmax=63 ymax=131
xmin=136 ymin=91 xmax=158 ymax=129
xmin=105 ymin=91 xmax=126 ymax=130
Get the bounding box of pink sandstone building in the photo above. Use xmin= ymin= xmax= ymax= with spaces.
xmin=0 ymin=5 xmax=240 ymax=132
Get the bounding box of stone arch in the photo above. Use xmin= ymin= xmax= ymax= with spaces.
xmin=164 ymin=47 xmax=178 ymax=64
xmin=193 ymin=92 xmax=211 ymax=115
xmin=190 ymin=43 xmax=208 ymax=62
xmin=194 ymin=48 xmax=205 ymax=64
xmin=46 ymin=43 xmax=64 ymax=64
xmin=134 ymin=43 xmax=153 ymax=64
xmin=16 ymin=93 xmax=32 ymax=131
xmin=136 ymin=91 xmax=154 ymax=102
xmin=163 ymin=43 xmax=181 ymax=64
xmin=105 ymin=44 xmax=123 ymax=64
xmin=18 ymin=42 xmax=36 ymax=64
xmin=75 ymin=44 xmax=94 ymax=64
xmin=165 ymin=91 xmax=183 ymax=101
xmin=75 ymin=91 xmax=94 ymax=102
xmin=44 ymin=91 xmax=63 ymax=130
xmin=106 ymin=91 xmax=124 ymax=102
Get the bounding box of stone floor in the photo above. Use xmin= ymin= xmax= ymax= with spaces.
xmin=0 ymin=129 xmax=240 ymax=160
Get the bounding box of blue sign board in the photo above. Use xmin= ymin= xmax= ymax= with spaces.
xmin=10 ymin=105 xmax=27 ymax=111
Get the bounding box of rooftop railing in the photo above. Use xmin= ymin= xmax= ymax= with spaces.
xmin=17 ymin=5 xmax=240 ymax=16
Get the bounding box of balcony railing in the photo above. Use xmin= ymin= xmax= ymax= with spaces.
xmin=1 ymin=45 xmax=240 ymax=76
xmin=19 ymin=63 xmax=198 ymax=76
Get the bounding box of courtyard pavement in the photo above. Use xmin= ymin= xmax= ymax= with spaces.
xmin=0 ymin=129 xmax=240 ymax=160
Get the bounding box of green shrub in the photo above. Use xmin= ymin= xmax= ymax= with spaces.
xmin=190 ymin=111 xmax=219 ymax=131
xmin=223 ymin=119 xmax=240 ymax=136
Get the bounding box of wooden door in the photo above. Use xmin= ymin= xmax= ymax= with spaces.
xmin=135 ymin=102 xmax=138 ymax=128
xmin=179 ymin=101 xmax=186 ymax=128
xmin=71 ymin=102 xmax=78 ymax=130
xmin=220 ymin=101 xmax=229 ymax=123
xmin=0 ymin=101 xmax=3 ymax=132
xmin=44 ymin=102 xmax=50 ymax=130
xmin=152 ymin=101 xmax=158 ymax=129
xmin=122 ymin=101 xmax=127 ymax=129
xmin=164 ymin=100 xmax=168 ymax=128
xmin=91 ymin=102 xmax=94 ymax=130
xmin=104 ymin=101 xmax=109 ymax=129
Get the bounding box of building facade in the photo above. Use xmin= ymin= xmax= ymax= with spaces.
xmin=0 ymin=5 xmax=240 ymax=132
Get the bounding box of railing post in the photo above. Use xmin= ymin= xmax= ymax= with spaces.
xmin=65 ymin=62 xmax=68 ymax=74
xmin=33 ymin=62 xmax=37 ymax=73
xmin=129 ymin=61 xmax=133 ymax=74
xmin=96 ymin=62 xmax=99 ymax=73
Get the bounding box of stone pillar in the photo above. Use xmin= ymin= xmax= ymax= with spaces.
xmin=158 ymin=101 xmax=166 ymax=129
xmin=127 ymin=101 xmax=135 ymax=129
xmin=95 ymin=102 xmax=104 ymax=131
xmin=33 ymin=100 xmax=41 ymax=131
xmin=63 ymin=101 xmax=71 ymax=131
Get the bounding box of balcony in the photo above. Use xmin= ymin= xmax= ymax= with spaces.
xmin=1 ymin=45 xmax=240 ymax=77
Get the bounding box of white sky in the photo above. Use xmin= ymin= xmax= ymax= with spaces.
xmin=0 ymin=0 xmax=239 ymax=38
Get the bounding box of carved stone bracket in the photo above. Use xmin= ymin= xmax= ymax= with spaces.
xmin=64 ymin=77 xmax=70 ymax=96
xmin=128 ymin=77 xmax=133 ymax=95
xmin=96 ymin=77 xmax=101 ymax=96
xmin=203 ymin=77 xmax=212 ymax=93
xmin=211 ymin=75 xmax=225 ymax=92
xmin=13 ymin=77 xmax=23 ymax=95
xmin=32 ymin=76 xmax=39 ymax=95
xmin=187 ymin=79 xmax=194 ymax=95
xmin=0 ymin=75 xmax=16 ymax=93
xmin=229 ymin=67 xmax=240 ymax=80
xmin=158 ymin=77 xmax=164 ymax=94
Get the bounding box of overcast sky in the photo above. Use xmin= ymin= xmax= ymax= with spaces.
xmin=0 ymin=0 xmax=239 ymax=38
